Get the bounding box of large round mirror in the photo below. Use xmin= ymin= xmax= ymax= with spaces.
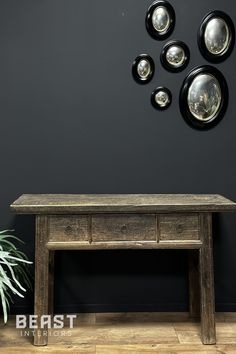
xmin=198 ymin=11 xmax=235 ymax=62
xmin=180 ymin=66 xmax=228 ymax=129
xmin=132 ymin=54 xmax=155 ymax=84
xmin=187 ymin=74 xmax=221 ymax=121
xmin=146 ymin=0 xmax=175 ymax=40
xmin=161 ymin=40 xmax=190 ymax=72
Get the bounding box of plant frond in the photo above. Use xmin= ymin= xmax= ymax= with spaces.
xmin=0 ymin=232 xmax=33 ymax=324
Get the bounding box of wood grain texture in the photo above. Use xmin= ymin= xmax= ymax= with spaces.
xmin=10 ymin=194 xmax=228 ymax=346
xmin=159 ymin=214 xmax=199 ymax=241
xmin=10 ymin=194 xmax=236 ymax=214
xmin=199 ymin=213 xmax=216 ymax=344
xmin=48 ymin=251 xmax=54 ymax=316
xmin=48 ymin=215 xmax=89 ymax=242
xmin=91 ymin=214 xmax=157 ymax=242
xmin=46 ymin=240 xmax=202 ymax=250
xmin=1 ymin=313 xmax=236 ymax=352
xmin=188 ymin=249 xmax=200 ymax=318
xmin=34 ymin=216 xmax=49 ymax=346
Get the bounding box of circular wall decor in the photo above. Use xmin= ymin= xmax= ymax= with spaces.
xmin=151 ymin=87 xmax=172 ymax=109
xmin=161 ymin=40 xmax=190 ymax=72
xmin=132 ymin=54 xmax=155 ymax=84
xmin=179 ymin=65 xmax=228 ymax=129
xmin=198 ymin=11 xmax=235 ymax=63
xmin=145 ymin=0 xmax=175 ymax=40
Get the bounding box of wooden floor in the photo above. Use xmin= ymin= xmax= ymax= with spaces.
xmin=0 ymin=312 xmax=236 ymax=353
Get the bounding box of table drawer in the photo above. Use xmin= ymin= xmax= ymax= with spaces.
xmin=159 ymin=214 xmax=199 ymax=241
xmin=48 ymin=216 xmax=89 ymax=242
xmin=91 ymin=214 xmax=157 ymax=242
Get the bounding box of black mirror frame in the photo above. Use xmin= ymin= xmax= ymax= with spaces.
xmin=132 ymin=54 xmax=155 ymax=84
xmin=145 ymin=0 xmax=175 ymax=40
xmin=160 ymin=40 xmax=190 ymax=72
xmin=198 ymin=11 xmax=235 ymax=63
xmin=151 ymin=86 xmax=172 ymax=110
xmin=179 ymin=65 xmax=228 ymax=130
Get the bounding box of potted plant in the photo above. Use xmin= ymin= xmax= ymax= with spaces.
xmin=0 ymin=230 xmax=32 ymax=323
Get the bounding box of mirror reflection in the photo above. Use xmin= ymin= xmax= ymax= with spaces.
xmin=161 ymin=40 xmax=190 ymax=72
xmin=152 ymin=6 xmax=170 ymax=32
xmin=166 ymin=45 xmax=185 ymax=66
xmin=187 ymin=73 xmax=221 ymax=121
xmin=198 ymin=11 xmax=235 ymax=62
xmin=137 ymin=59 xmax=151 ymax=78
xmin=204 ymin=17 xmax=229 ymax=55
xmin=132 ymin=54 xmax=154 ymax=84
xmin=146 ymin=0 xmax=175 ymax=39
xmin=155 ymin=90 xmax=170 ymax=107
xmin=151 ymin=87 xmax=172 ymax=110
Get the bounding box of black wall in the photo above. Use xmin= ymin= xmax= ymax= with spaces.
xmin=0 ymin=0 xmax=236 ymax=314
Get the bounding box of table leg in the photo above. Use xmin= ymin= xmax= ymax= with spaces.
xmin=48 ymin=251 xmax=55 ymax=315
xmin=199 ymin=213 xmax=216 ymax=344
xmin=188 ymin=249 xmax=200 ymax=318
xmin=34 ymin=216 xmax=49 ymax=346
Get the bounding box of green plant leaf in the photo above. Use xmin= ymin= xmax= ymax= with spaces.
xmin=0 ymin=285 xmax=8 ymax=323
xmin=0 ymin=232 xmax=33 ymax=324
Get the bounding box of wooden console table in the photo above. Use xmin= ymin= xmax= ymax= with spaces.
xmin=11 ymin=194 xmax=236 ymax=346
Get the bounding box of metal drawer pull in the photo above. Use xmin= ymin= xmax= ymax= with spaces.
xmin=121 ymin=224 xmax=127 ymax=233
xmin=177 ymin=224 xmax=183 ymax=233
xmin=65 ymin=226 xmax=73 ymax=235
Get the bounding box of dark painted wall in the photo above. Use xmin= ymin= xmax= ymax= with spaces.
xmin=0 ymin=0 xmax=236 ymax=314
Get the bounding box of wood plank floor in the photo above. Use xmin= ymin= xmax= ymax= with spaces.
xmin=0 ymin=312 xmax=236 ymax=353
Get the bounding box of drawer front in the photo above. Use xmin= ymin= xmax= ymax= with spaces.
xmin=91 ymin=214 xmax=157 ymax=242
xmin=48 ymin=216 xmax=89 ymax=242
xmin=159 ymin=214 xmax=199 ymax=241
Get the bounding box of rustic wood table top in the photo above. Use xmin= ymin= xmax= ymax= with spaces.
xmin=10 ymin=193 xmax=236 ymax=214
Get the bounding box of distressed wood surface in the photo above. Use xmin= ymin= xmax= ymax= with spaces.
xmin=48 ymin=250 xmax=55 ymax=316
xmin=10 ymin=194 xmax=236 ymax=214
xmin=47 ymin=213 xmax=202 ymax=246
xmin=1 ymin=313 xmax=236 ymax=353
xmin=46 ymin=240 xmax=202 ymax=250
xmin=188 ymin=249 xmax=200 ymax=318
xmin=199 ymin=213 xmax=216 ymax=344
xmin=91 ymin=214 xmax=157 ymax=242
xmin=10 ymin=194 xmax=229 ymax=347
xmin=48 ymin=215 xmax=89 ymax=242
xmin=34 ymin=216 xmax=49 ymax=346
xmin=159 ymin=214 xmax=199 ymax=241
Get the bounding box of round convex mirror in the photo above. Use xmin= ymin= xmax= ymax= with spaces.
xmin=151 ymin=87 xmax=172 ymax=109
xmin=137 ymin=59 xmax=151 ymax=78
xmin=188 ymin=74 xmax=221 ymax=121
xmin=146 ymin=0 xmax=175 ymax=40
xmin=205 ymin=18 xmax=229 ymax=54
xmin=161 ymin=40 xmax=190 ymax=72
xmin=132 ymin=54 xmax=155 ymax=84
xmin=198 ymin=11 xmax=235 ymax=62
xmin=179 ymin=66 xmax=228 ymax=129
xmin=152 ymin=6 xmax=170 ymax=32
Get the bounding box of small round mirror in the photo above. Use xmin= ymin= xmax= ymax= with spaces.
xmin=166 ymin=46 xmax=185 ymax=65
xmin=198 ymin=11 xmax=235 ymax=62
xmin=180 ymin=65 xmax=228 ymax=129
xmin=146 ymin=0 xmax=175 ymax=40
xmin=137 ymin=59 xmax=151 ymax=79
xmin=152 ymin=6 xmax=170 ymax=32
xmin=151 ymin=87 xmax=172 ymax=109
xmin=161 ymin=40 xmax=190 ymax=72
xmin=132 ymin=54 xmax=155 ymax=84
